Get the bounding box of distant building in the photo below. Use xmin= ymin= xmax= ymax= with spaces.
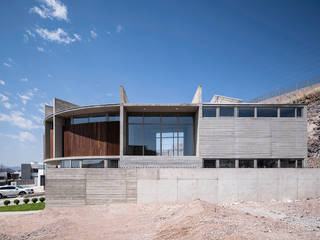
xmin=21 ymin=162 xmax=45 ymax=186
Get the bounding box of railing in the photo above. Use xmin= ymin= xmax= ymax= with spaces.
xmin=249 ymin=75 xmax=320 ymax=103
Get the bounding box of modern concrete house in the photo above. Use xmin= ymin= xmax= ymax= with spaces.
xmin=44 ymin=86 xmax=307 ymax=169
xmin=44 ymin=86 xmax=316 ymax=206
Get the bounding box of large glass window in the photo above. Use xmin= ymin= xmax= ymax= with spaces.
xmin=280 ymin=159 xmax=296 ymax=168
xmin=220 ymin=107 xmax=234 ymax=117
xmin=71 ymin=160 xmax=80 ymax=168
xmin=297 ymin=108 xmax=303 ymax=117
xmin=238 ymin=108 xmax=254 ymax=117
xmin=239 ymin=159 xmax=254 ymax=168
xmin=202 ymin=107 xmax=216 ymax=117
xmin=82 ymin=160 xmax=104 ymax=168
xmin=61 ymin=160 xmax=70 ymax=168
xmin=203 ymin=159 xmax=216 ymax=168
xmin=257 ymin=108 xmax=277 ymax=117
xmin=280 ymin=108 xmax=295 ymax=117
xmin=257 ymin=159 xmax=278 ymax=168
xmin=127 ymin=114 xmax=194 ymax=156
xmin=220 ymin=159 xmax=235 ymax=168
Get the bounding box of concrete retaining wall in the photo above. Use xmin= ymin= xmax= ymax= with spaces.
xmin=46 ymin=168 xmax=320 ymax=206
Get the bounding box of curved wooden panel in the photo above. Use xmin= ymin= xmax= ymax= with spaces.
xmin=63 ymin=121 xmax=120 ymax=157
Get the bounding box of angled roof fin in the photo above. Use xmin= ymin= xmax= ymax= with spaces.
xmin=53 ymin=98 xmax=78 ymax=113
xmin=191 ymin=85 xmax=202 ymax=103
xmin=120 ymin=85 xmax=129 ymax=103
xmin=210 ymin=95 xmax=243 ymax=104
xmin=44 ymin=105 xmax=53 ymax=118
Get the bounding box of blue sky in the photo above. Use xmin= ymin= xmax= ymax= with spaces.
xmin=1 ymin=0 xmax=320 ymax=166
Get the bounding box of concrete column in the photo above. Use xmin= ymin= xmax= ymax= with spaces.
xmin=216 ymin=159 xmax=220 ymax=168
xmin=104 ymin=160 xmax=108 ymax=168
xmin=53 ymin=117 xmax=65 ymax=158
xmin=277 ymin=159 xmax=281 ymax=168
xmin=120 ymin=104 xmax=124 ymax=158
xmin=254 ymin=159 xmax=257 ymax=168
xmin=254 ymin=107 xmax=257 ymax=118
xmin=195 ymin=104 xmax=201 ymax=156
xmin=79 ymin=160 xmax=82 ymax=168
xmin=235 ymin=159 xmax=239 ymax=168
xmin=277 ymin=108 xmax=280 ymax=118
xmin=234 ymin=107 xmax=238 ymax=118
xmin=217 ymin=107 xmax=220 ymax=118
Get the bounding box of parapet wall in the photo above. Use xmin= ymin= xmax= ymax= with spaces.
xmin=46 ymin=168 xmax=320 ymax=206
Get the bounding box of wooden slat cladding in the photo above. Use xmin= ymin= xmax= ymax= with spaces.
xmin=63 ymin=122 xmax=120 ymax=157
xmin=49 ymin=129 xmax=53 ymax=159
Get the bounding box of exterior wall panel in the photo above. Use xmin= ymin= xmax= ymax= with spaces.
xmin=63 ymin=121 xmax=120 ymax=157
xmin=199 ymin=118 xmax=307 ymax=159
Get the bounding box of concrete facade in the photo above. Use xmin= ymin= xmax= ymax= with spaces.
xmin=46 ymin=168 xmax=320 ymax=206
xmin=43 ymin=86 xmax=310 ymax=206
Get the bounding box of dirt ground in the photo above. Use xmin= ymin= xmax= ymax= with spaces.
xmin=0 ymin=198 xmax=320 ymax=240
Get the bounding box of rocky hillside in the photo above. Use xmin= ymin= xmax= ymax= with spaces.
xmin=292 ymin=90 xmax=320 ymax=167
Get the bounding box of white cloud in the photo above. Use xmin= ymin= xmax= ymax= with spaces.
xmin=0 ymin=131 xmax=36 ymax=142
xmin=17 ymin=88 xmax=38 ymax=105
xmin=30 ymin=0 xmax=68 ymax=21
xmin=73 ymin=34 xmax=81 ymax=41
xmin=3 ymin=102 xmax=12 ymax=109
xmin=106 ymin=93 xmax=113 ymax=97
xmin=26 ymin=30 xmax=35 ymax=38
xmin=0 ymin=94 xmax=11 ymax=109
xmin=0 ymin=80 xmax=5 ymax=85
xmin=90 ymin=30 xmax=98 ymax=39
xmin=32 ymin=115 xmax=42 ymax=124
xmin=116 ymin=25 xmax=123 ymax=33
xmin=8 ymin=58 xmax=13 ymax=63
xmin=37 ymin=46 xmax=45 ymax=52
xmin=48 ymin=74 xmax=53 ymax=78
xmin=0 ymin=93 xmax=8 ymax=102
xmin=36 ymin=28 xmax=80 ymax=44
xmin=3 ymin=62 xmax=11 ymax=67
xmin=20 ymin=78 xmax=29 ymax=82
xmin=0 ymin=111 xmax=40 ymax=130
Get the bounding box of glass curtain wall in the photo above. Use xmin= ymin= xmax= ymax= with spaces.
xmin=127 ymin=114 xmax=194 ymax=156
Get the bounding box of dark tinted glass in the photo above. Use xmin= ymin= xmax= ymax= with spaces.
xmin=179 ymin=124 xmax=194 ymax=156
xmin=239 ymin=160 xmax=254 ymax=168
xmin=203 ymin=159 xmax=216 ymax=168
xmin=144 ymin=125 xmax=161 ymax=155
xmin=61 ymin=160 xmax=70 ymax=168
xmin=297 ymin=108 xmax=303 ymax=117
xmin=220 ymin=159 xmax=235 ymax=168
xmin=238 ymin=108 xmax=254 ymax=117
xmin=257 ymin=159 xmax=278 ymax=168
xmin=220 ymin=107 xmax=234 ymax=117
xmin=108 ymin=159 xmax=119 ymax=168
xmin=202 ymin=107 xmax=216 ymax=117
xmin=127 ymin=124 xmax=143 ymax=155
xmin=162 ymin=117 xmax=177 ymax=124
xmin=144 ymin=116 xmax=160 ymax=124
xmin=71 ymin=160 xmax=80 ymax=168
xmin=297 ymin=160 xmax=303 ymax=168
xmin=179 ymin=116 xmax=193 ymax=124
xmin=257 ymin=108 xmax=277 ymax=117
xmin=89 ymin=116 xmax=106 ymax=123
xmin=280 ymin=108 xmax=295 ymax=117
xmin=128 ymin=116 xmax=143 ymax=123
xmin=280 ymin=159 xmax=296 ymax=168
xmin=73 ymin=117 xmax=88 ymax=124
xmin=109 ymin=115 xmax=120 ymax=121
xmin=82 ymin=160 xmax=104 ymax=168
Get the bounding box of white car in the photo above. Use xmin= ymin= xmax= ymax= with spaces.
xmin=0 ymin=185 xmax=34 ymax=198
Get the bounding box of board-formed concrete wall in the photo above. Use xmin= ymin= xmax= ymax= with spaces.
xmin=199 ymin=117 xmax=307 ymax=159
xmin=46 ymin=168 xmax=320 ymax=206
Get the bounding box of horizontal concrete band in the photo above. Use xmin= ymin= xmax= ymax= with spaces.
xmin=46 ymin=168 xmax=320 ymax=207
